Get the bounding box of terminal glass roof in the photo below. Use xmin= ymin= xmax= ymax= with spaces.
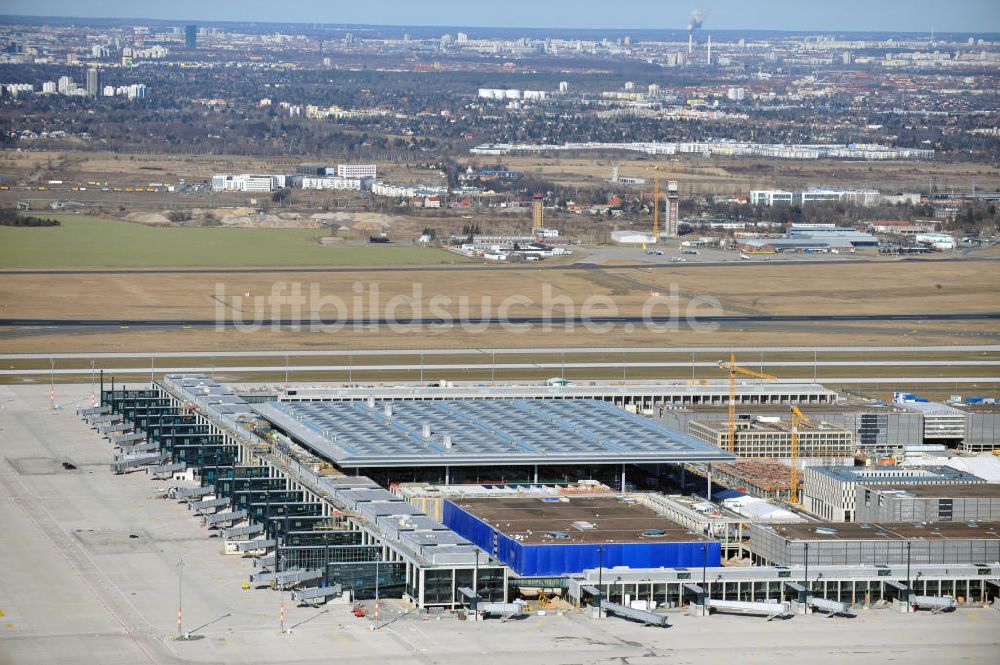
xmin=254 ymin=398 xmax=734 ymax=468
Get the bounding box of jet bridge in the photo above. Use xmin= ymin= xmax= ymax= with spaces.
xmin=684 ymin=583 xmax=789 ymax=621
xmin=254 ymin=554 xmax=276 ymax=569
xmin=232 ymin=538 xmax=276 ymax=552
xmin=581 ymin=585 xmax=669 ymax=627
xmin=172 ymin=485 xmax=215 ymax=500
xmin=98 ymin=421 xmax=132 ymax=435
xmin=147 ymin=462 xmax=186 ymax=477
xmin=78 ymin=405 xmax=110 ymax=417
xmin=458 ymin=587 xmax=525 ymax=621
xmin=110 ymin=452 xmax=168 ymax=474
xmin=202 ymin=509 xmax=248 ymax=526
xmin=291 ymin=585 xmax=344 ymax=603
xmin=222 ymin=523 xmax=265 ymax=539
xmin=89 ymin=413 xmax=122 ymax=426
xmin=111 ymin=432 xmax=145 ymax=446
xmin=706 ymin=598 xmax=790 ymax=621
xmin=249 ymin=568 xmax=323 ymax=587
xmin=119 ymin=441 xmax=159 ymax=455
xmin=189 ymin=497 xmax=231 ymax=513
xmin=911 ymin=595 xmax=957 ymax=614
xmin=785 ymin=582 xmax=852 ymax=617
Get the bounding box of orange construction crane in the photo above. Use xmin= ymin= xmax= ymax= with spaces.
xmin=788 ymin=404 xmax=809 ymax=504
xmin=652 ymin=167 xmax=660 ymax=239
xmin=532 ymin=192 xmax=544 ymax=229
xmin=717 ymin=353 xmax=778 ymax=453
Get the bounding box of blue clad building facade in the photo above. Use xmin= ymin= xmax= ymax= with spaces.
xmin=443 ymin=499 xmax=721 ymax=577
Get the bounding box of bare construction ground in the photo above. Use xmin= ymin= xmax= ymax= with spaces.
xmin=1 ymin=383 xmax=999 ymax=665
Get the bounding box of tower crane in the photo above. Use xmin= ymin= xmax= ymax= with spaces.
xmin=717 ymin=353 xmax=778 ymax=453
xmin=788 ymin=405 xmax=809 ymax=504
xmin=652 ymin=167 xmax=660 ymax=239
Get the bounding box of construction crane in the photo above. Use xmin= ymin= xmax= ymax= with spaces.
xmin=532 ymin=192 xmax=544 ymax=230
xmin=651 ymin=167 xmax=660 ymax=239
xmin=788 ymin=405 xmax=809 ymax=504
xmin=717 ymin=353 xmax=778 ymax=453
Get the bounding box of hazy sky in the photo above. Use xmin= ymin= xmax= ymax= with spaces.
xmin=2 ymin=0 xmax=999 ymax=33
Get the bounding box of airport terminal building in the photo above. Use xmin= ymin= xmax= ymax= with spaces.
xmin=88 ymin=374 xmax=1000 ymax=613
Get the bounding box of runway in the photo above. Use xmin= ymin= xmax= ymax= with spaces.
xmin=0 ymin=255 xmax=995 ymax=276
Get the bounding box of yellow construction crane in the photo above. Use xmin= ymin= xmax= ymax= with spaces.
xmin=717 ymin=353 xmax=778 ymax=453
xmin=532 ymin=192 xmax=544 ymax=230
xmin=652 ymin=167 xmax=660 ymax=239
xmin=788 ymin=405 xmax=809 ymax=504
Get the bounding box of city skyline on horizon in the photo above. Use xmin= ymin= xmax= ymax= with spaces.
xmin=1 ymin=0 xmax=999 ymax=34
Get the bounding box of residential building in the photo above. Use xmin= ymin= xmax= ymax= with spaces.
xmin=86 ymin=68 xmax=100 ymax=97
xmin=300 ymin=176 xmax=364 ymax=191
xmin=336 ymin=164 xmax=377 ymax=179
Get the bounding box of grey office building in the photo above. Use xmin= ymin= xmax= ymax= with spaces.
xmin=749 ymin=521 xmax=1000 ymax=567
xmin=802 ymin=465 xmax=987 ymax=522
xmin=855 ymin=484 xmax=1000 ymax=524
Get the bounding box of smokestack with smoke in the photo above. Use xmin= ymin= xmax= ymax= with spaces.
xmin=687 ymin=9 xmax=705 ymax=32
xmin=687 ymin=9 xmax=708 ymax=56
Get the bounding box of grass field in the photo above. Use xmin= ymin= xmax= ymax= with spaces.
xmin=0 ymin=215 xmax=463 ymax=267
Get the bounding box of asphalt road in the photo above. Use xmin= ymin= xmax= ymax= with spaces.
xmin=2 ymin=312 xmax=997 ymax=328
xmin=1 ymin=344 xmax=995 ymax=360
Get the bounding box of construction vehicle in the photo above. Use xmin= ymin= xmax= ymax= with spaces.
xmin=717 ymin=353 xmax=778 ymax=453
xmin=351 ymin=605 xmax=367 ymax=618
xmin=789 ymin=405 xmax=809 ymax=504
xmin=536 ymin=589 xmax=556 ymax=609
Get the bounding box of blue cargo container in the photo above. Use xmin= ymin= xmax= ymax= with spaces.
xmin=443 ymin=500 xmax=720 ymax=577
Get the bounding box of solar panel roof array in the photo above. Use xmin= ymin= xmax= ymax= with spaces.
xmin=253 ymin=398 xmax=735 ymax=468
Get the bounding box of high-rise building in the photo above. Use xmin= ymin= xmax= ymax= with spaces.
xmin=86 ymin=68 xmax=101 ymax=97
xmin=185 ymin=25 xmax=197 ymax=49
